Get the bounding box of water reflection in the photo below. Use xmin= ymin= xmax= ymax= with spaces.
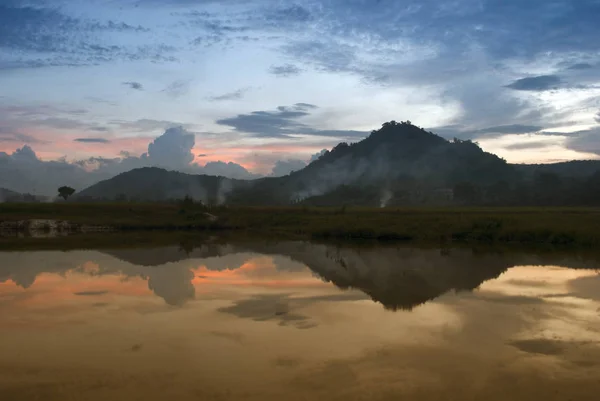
xmin=2 ymin=242 xmax=600 ymax=310
xmin=1 ymin=241 xmax=600 ymax=400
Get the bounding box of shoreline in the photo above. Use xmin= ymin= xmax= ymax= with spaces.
xmin=1 ymin=203 xmax=600 ymax=247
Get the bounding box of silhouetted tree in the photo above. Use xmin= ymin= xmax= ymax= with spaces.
xmin=58 ymin=186 xmax=75 ymax=200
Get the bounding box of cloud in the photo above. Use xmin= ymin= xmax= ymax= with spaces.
xmin=208 ymin=88 xmax=248 ymax=101
xmin=568 ymin=63 xmax=594 ymax=70
xmin=504 ymin=141 xmax=554 ymax=151
xmin=430 ymin=123 xmax=545 ymax=140
xmin=0 ymin=5 xmax=77 ymax=53
xmin=216 ymin=104 xmax=368 ymax=139
xmin=147 ymin=126 xmax=195 ymax=169
xmin=270 ymin=159 xmax=307 ymax=177
xmin=162 ymin=80 xmax=191 ymax=98
xmin=74 ymin=138 xmax=111 ymax=143
xmin=505 ymin=75 xmax=563 ymax=91
xmin=596 ymin=112 xmax=600 ymax=123
xmin=476 ymin=125 xmax=544 ymax=135
xmin=203 ymin=161 xmax=257 ymax=179
xmin=294 ymin=103 xmax=318 ymax=110
xmin=32 ymin=117 xmax=93 ymax=130
xmin=216 ymin=104 xmax=311 ymax=138
xmin=0 ymin=128 xmax=259 ymax=196
xmin=115 ymin=119 xmax=192 ymax=132
xmin=269 ymin=64 xmax=302 ymax=77
xmin=0 ymin=3 xmax=182 ymax=69
xmin=309 ymin=149 xmax=328 ymax=163
xmin=90 ymin=126 xmax=110 ymax=132
xmin=123 ymin=81 xmax=144 ymax=90
xmin=11 ymin=145 xmax=38 ymax=162
xmin=0 ymin=128 xmax=42 ymax=144
xmin=564 ymin=127 xmax=600 ymax=156
xmin=267 ymin=5 xmax=312 ymax=23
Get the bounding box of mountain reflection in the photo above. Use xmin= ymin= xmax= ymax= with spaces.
xmin=2 ymin=242 xmax=600 ymax=309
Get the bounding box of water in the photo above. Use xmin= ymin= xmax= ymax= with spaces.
xmin=1 ymin=240 xmax=600 ymax=400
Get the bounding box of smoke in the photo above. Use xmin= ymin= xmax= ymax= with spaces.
xmin=291 ymin=152 xmax=391 ymax=201
xmin=216 ymin=179 xmax=234 ymax=205
xmin=380 ymin=188 xmax=393 ymax=208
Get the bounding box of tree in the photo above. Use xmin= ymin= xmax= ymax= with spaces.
xmin=58 ymin=186 xmax=75 ymax=200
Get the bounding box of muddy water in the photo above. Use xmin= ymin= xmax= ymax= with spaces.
xmin=1 ymin=242 xmax=600 ymax=400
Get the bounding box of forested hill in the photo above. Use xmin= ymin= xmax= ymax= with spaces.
xmin=73 ymin=121 xmax=600 ymax=206
xmin=225 ymin=120 xmax=516 ymax=205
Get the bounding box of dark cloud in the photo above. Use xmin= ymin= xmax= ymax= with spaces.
xmin=0 ymin=128 xmax=43 ymax=144
xmin=216 ymin=104 xmax=310 ymax=137
xmin=0 ymin=4 xmax=165 ymax=68
xmin=114 ymin=119 xmax=193 ymax=132
xmin=90 ymin=126 xmax=110 ymax=132
xmin=533 ymin=131 xmax=581 ymax=137
xmin=476 ymin=125 xmax=543 ymax=135
xmin=301 ymin=129 xmax=368 ymax=138
xmin=314 ymin=0 xmax=600 ymax=58
xmin=595 ymin=112 xmax=600 ymax=123
xmin=216 ymin=104 xmax=367 ymax=139
xmin=269 ymin=64 xmax=302 ymax=77
xmin=123 ymin=81 xmax=144 ymax=90
xmin=430 ymin=124 xmax=544 ymax=140
xmin=31 ymin=117 xmax=92 ymax=130
xmin=568 ymin=63 xmax=594 ymax=70
xmin=208 ymin=89 xmax=248 ymax=101
xmin=74 ymin=138 xmax=111 ymax=143
xmin=74 ymin=290 xmax=109 ymax=296
xmin=294 ymin=103 xmax=318 ymax=110
xmin=267 ymin=5 xmax=312 ymax=23
xmin=282 ymin=40 xmax=356 ymax=74
xmin=505 ymin=75 xmax=562 ymax=91
xmin=503 ymin=141 xmax=554 ymax=151
xmin=565 ymin=127 xmax=600 ymax=155
xmin=0 ymin=5 xmax=77 ymax=53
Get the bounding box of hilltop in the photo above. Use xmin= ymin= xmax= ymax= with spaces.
xmin=76 ymin=167 xmax=252 ymax=203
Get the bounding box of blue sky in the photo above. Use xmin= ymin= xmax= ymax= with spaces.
xmin=1 ymin=0 xmax=600 ymax=193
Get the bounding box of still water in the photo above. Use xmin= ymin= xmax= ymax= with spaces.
xmin=1 ymin=241 xmax=600 ymax=400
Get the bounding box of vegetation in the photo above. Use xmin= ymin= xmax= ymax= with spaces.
xmin=59 ymin=121 xmax=600 ymax=207
xmin=2 ymin=202 xmax=600 ymax=246
xmin=58 ymin=186 xmax=76 ymax=200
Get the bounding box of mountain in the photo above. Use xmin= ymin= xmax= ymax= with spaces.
xmin=516 ymin=160 xmax=600 ymax=178
xmin=76 ymin=167 xmax=252 ymax=202
xmin=0 ymin=187 xmax=47 ymax=202
xmin=74 ymin=121 xmax=600 ymax=206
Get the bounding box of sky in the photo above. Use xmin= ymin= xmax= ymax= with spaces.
xmin=1 ymin=0 xmax=600 ymax=194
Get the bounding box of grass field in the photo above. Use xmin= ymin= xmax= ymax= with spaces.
xmin=2 ymin=202 xmax=600 ymax=246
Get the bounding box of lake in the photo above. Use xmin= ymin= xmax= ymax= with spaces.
xmin=1 ymin=239 xmax=600 ymax=400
